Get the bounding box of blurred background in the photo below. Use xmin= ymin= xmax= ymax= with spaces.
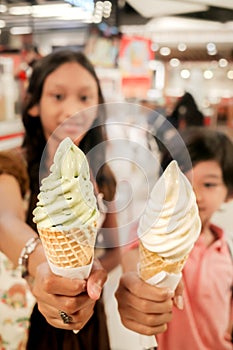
xmin=0 ymin=0 xmax=233 ymax=148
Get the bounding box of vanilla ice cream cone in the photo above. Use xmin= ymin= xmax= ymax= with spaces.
xmin=139 ymin=241 xmax=188 ymax=281
xmin=137 ymin=161 xmax=201 ymax=349
xmin=38 ymin=225 xmax=97 ymax=269
xmin=137 ymin=160 xmax=201 ymax=282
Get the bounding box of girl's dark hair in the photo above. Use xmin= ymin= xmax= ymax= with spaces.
xmin=0 ymin=150 xmax=29 ymax=198
xmin=161 ymin=126 xmax=233 ymax=196
xmin=22 ymin=49 xmax=116 ymax=227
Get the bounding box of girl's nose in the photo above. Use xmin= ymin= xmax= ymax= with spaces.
xmin=59 ymin=101 xmax=83 ymax=122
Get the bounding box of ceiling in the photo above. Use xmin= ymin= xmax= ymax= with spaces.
xmin=120 ymin=1 xmax=233 ymax=61
xmin=0 ymin=0 xmax=233 ymax=60
xmin=2 ymin=0 xmax=233 ymax=24
xmin=124 ymin=0 xmax=233 ymax=22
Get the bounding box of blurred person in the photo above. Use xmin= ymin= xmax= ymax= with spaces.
xmin=0 ymin=150 xmax=35 ymax=350
xmin=0 ymin=49 xmax=120 ymax=350
xmin=16 ymin=45 xmax=43 ymax=112
xmin=16 ymin=44 xmax=42 ymax=81
xmin=148 ymin=92 xmax=205 ymax=155
xmin=167 ymin=92 xmax=204 ymax=130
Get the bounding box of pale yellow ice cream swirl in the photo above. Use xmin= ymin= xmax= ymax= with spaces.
xmin=137 ymin=160 xmax=201 ymax=261
xmin=33 ymin=137 xmax=99 ymax=231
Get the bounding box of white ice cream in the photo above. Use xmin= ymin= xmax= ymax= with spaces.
xmin=137 ymin=160 xmax=201 ymax=260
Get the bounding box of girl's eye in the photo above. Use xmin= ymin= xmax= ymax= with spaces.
xmin=80 ymin=95 xmax=89 ymax=102
xmin=54 ymin=94 xmax=63 ymax=101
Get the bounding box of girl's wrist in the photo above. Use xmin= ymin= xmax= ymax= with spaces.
xmin=18 ymin=236 xmax=42 ymax=278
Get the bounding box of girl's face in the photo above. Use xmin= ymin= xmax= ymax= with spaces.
xmin=186 ymin=161 xmax=228 ymax=227
xmin=31 ymin=62 xmax=99 ymax=144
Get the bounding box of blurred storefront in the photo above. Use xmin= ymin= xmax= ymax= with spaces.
xmin=0 ymin=0 xmax=233 ymax=150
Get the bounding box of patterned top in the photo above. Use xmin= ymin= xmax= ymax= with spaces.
xmin=0 ymin=253 xmax=35 ymax=350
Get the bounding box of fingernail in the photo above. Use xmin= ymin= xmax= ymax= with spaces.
xmin=91 ymin=282 xmax=102 ymax=299
xmin=81 ymin=282 xmax=87 ymax=291
xmin=167 ymin=289 xmax=174 ymax=298
xmin=174 ymin=295 xmax=184 ymax=310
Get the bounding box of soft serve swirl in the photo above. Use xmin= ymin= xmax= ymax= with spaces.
xmin=33 ymin=137 xmax=99 ymax=230
xmin=137 ymin=160 xmax=201 ymax=260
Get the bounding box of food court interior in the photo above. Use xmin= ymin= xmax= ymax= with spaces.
xmin=0 ymin=1 xmax=233 ymax=349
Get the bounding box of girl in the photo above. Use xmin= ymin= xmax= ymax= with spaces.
xmin=0 ymin=49 xmax=120 ymax=350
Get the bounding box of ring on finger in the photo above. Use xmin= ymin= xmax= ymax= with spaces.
xmin=58 ymin=310 xmax=73 ymax=324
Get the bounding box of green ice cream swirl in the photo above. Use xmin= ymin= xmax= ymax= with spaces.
xmin=33 ymin=137 xmax=99 ymax=230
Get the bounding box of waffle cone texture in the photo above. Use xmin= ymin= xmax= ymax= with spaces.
xmin=38 ymin=225 xmax=97 ymax=268
xmin=139 ymin=241 xmax=188 ymax=281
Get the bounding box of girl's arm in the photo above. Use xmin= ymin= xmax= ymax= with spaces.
xmin=0 ymin=173 xmax=44 ymax=269
xmin=0 ymin=173 xmax=107 ymax=330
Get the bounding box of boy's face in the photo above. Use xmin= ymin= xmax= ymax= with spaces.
xmin=185 ymin=161 xmax=228 ymax=227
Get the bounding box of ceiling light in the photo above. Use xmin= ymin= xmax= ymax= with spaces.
xmin=103 ymin=1 xmax=112 ymax=18
xmin=9 ymin=2 xmax=96 ymax=21
xmin=206 ymin=42 xmax=217 ymax=55
xmin=65 ymin=0 xmax=94 ymax=12
xmin=227 ymin=70 xmax=233 ymax=79
xmin=10 ymin=27 xmax=32 ymax=35
xmin=170 ymin=58 xmax=180 ymax=67
xmin=9 ymin=6 xmax=31 ymax=15
xmin=218 ymin=58 xmax=228 ymax=68
xmin=203 ymin=70 xmax=213 ymax=79
xmin=31 ymin=4 xmax=71 ymax=18
xmin=0 ymin=5 xmax=7 ymax=13
xmin=160 ymin=47 xmax=171 ymax=56
xmin=24 ymin=3 xmax=92 ymax=22
xmin=58 ymin=7 xmax=91 ymax=21
xmin=180 ymin=69 xmax=190 ymax=79
xmin=178 ymin=43 xmax=187 ymax=52
xmin=93 ymin=1 xmax=112 ymax=20
xmin=0 ymin=20 xmax=5 ymax=28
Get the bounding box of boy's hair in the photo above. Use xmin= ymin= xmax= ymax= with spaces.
xmin=161 ymin=126 xmax=233 ymax=196
xmin=0 ymin=150 xmax=29 ymax=197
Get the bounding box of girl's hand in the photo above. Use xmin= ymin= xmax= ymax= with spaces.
xmin=29 ymin=259 xmax=107 ymax=330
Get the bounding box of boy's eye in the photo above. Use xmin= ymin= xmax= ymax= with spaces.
xmin=204 ymin=182 xmax=217 ymax=188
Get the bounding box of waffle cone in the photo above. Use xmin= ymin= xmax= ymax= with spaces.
xmin=139 ymin=241 xmax=188 ymax=281
xmin=38 ymin=225 xmax=97 ymax=268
